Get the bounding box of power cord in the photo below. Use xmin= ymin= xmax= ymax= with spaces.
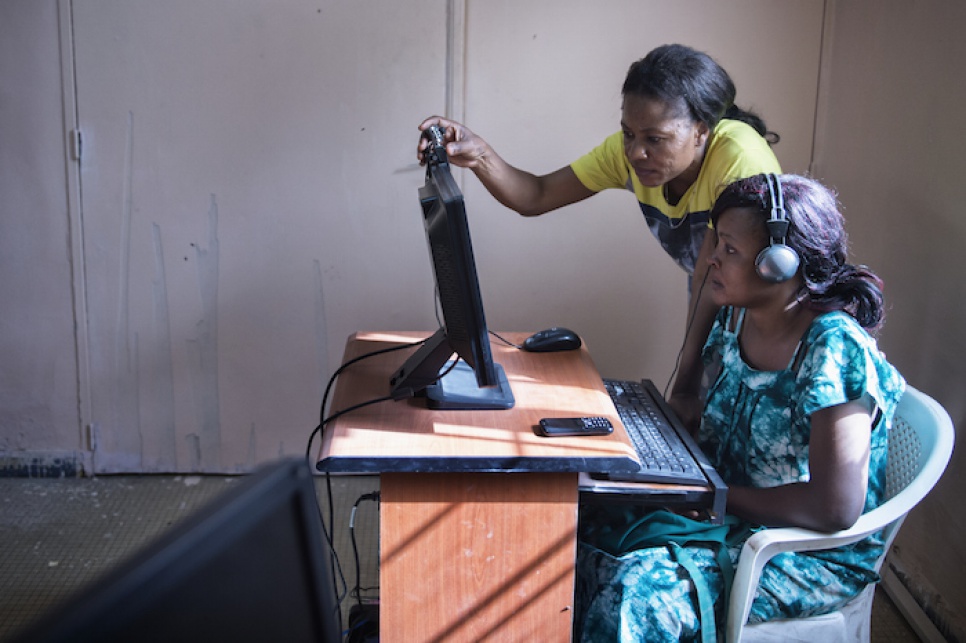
xmin=317 ymin=475 xmax=347 ymax=628
xmin=306 ymin=332 xmax=465 ymax=643
xmin=343 ymin=490 xmax=380 ymax=643
xmin=489 ymin=330 xmax=524 ymax=351
xmin=305 ymin=339 xmax=423 ymax=641
xmin=306 ymin=340 xmax=428 ymax=464
xmin=350 ymin=492 xmax=381 ymax=604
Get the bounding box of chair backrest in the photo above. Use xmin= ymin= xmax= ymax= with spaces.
xmin=872 ymin=385 xmax=955 ymax=570
xmin=726 ymin=385 xmax=953 ymax=642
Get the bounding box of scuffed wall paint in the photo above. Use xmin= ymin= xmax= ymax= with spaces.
xmin=146 ymin=223 xmax=177 ymax=467
xmin=314 ymin=259 xmax=330 ymax=416
xmin=0 ymin=453 xmax=84 ymax=478
xmin=108 ymin=110 xmax=144 ymax=469
xmin=185 ymin=196 xmax=221 ymax=471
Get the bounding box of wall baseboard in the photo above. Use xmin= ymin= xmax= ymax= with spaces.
xmin=0 ymin=451 xmax=90 ymax=478
xmin=882 ymin=558 xmax=957 ymax=643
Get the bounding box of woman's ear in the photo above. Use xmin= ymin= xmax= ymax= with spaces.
xmin=695 ymin=122 xmax=711 ymax=147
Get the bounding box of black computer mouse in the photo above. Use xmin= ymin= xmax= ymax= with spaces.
xmin=522 ymin=327 xmax=582 ymax=352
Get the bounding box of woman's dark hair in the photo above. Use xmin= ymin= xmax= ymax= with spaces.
xmin=710 ymin=174 xmax=886 ymax=333
xmin=623 ymin=44 xmax=779 ymax=144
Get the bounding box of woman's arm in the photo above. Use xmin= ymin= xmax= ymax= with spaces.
xmin=725 ymin=401 xmax=873 ymax=532
xmin=418 ymin=116 xmax=594 ymax=216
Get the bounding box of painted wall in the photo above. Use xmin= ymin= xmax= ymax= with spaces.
xmin=0 ymin=0 xmax=822 ymax=473
xmin=812 ymin=3 xmax=966 ymax=639
xmin=460 ymin=0 xmax=821 ymax=384
xmin=67 ymin=0 xmax=450 ymax=472
xmin=0 ymin=0 xmax=81 ymax=467
xmin=2 ymin=0 xmax=962 ymax=636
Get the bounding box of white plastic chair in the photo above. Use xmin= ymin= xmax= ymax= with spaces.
xmin=725 ymin=385 xmax=955 ymax=643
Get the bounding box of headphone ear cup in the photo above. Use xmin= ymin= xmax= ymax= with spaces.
xmin=756 ymin=244 xmax=801 ymax=282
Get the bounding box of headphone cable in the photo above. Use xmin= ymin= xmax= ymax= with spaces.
xmin=665 ymin=266 xmax=711 ymax=398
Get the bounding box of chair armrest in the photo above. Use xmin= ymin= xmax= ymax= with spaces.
xmin=725 ymin=504 xmax=902 ymax=643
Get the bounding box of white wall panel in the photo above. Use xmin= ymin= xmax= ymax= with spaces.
xmin=813 ymin=2 xmax=966 ymax=638
xmin=0 ymin=0 xmax=82 ymax=467
xmin=2 ymin=0 xmax=824 ymax=473
xmin=459 ymin=0 xmax=823 ymax=383
xmin=71 ymin=0 xmax=448 ymax=471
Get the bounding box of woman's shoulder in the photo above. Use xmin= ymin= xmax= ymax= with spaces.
xmin=805 ymin=311 xmax=870 ymax=342
xmin=801 ymin=311 xmax=883 ymax=362
xmin=577 ymin=130 xmax=626 ymax=163
xmin=699 ymin=122 xmax=780 ymax=197
xmin=570 ymin=131 xmax=630 ymax=192
xmin=703 ymin=306 xmax=739 ymax=357
xmin=710 ymin=120 xmax=774 ymax=151
xmin=708 ymin=121 xmax=777 ymax=162
xmin=799 ymin=311 xmax=905 ymax=412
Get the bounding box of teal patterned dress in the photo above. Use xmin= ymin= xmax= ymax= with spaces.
xmin=575 ymin=308 xmax=905 ymax=642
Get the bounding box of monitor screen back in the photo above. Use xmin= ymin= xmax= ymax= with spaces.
xmin=15 ymin=459 xmax=341 ymax=643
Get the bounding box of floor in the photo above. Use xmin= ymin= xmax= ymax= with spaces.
xmin=0 ymin=472 xmax=922 ymax=642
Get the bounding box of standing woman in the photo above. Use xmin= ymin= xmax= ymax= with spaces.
xmin=418 ymin=44 xmax=781 ymax=423
xmin=575 ymin=174 xmax=905 ymax=642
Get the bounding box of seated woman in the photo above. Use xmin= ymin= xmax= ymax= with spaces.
xmin=575 ymin=174 xmax=906 ymax=642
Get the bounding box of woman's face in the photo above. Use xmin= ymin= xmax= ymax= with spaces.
xmin=707 ymin=207 xmax=774 ymax=307
xmin=621 ymin=93 xmax=710 ymax=188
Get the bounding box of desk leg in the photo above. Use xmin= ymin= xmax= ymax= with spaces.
xmin=380 ymin=472 xmax=578 ymax=643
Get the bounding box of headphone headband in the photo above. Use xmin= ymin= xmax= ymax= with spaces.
xmin=755 ymin=173 xmax=800 ymax=282
xmin=764 ymin=174 xmax=789 ymax=239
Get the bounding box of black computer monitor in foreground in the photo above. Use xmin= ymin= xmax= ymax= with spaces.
xmin=389 ymin=126 xmax=514 ymax=410
xmin=13 ymin=459 xmax=341 ymax=643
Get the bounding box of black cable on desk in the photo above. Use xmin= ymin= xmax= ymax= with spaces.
xmin=489 ymin=329 xmax=524 ymax=351
xmin=305 ymin=333 xmax=468 ymax=638
xmin=305 ymin=339 xmax=427 ymax=465
xmin=305 ymin=339 xmax=423 ymax=637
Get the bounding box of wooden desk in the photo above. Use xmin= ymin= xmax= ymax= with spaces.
xmin=317 ymin=332 xmax=639 ymax=642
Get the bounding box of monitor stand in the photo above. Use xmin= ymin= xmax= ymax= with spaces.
xmin=389 ymin=329 xmax=515 ymax=410
xmin=424 ymin=360 xmax=514 ymax=410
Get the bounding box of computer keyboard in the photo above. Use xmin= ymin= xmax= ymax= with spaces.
xmin=600 ymin=378 xmax=708 ymax=486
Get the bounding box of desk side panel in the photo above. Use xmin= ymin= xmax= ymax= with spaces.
xmin=380 ymin=472 xmax=577 ymax=642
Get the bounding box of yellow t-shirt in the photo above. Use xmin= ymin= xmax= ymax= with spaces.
xmin=570 ymin=120 xmax=780 ymax=274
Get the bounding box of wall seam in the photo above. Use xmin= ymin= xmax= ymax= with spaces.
xmin=57 ymin=0 xmax=94 ymax=474
xmin=446 ymin=0 xmax=467 ymax=190
xmin=808 ymin=0 xmax=834 ymax=178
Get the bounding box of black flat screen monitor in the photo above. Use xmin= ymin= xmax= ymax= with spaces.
xmin=13 ymin=459 xmax=341 ymax=643
xmin=388 ymin=127 xmax=514 ymax=410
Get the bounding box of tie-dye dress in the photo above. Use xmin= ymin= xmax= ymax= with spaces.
xmin=575 ymin=308 xmax=905 ymax=642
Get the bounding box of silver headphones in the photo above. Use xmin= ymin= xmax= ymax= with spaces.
xmin=755 ymin=173 xmax=801 ymax=282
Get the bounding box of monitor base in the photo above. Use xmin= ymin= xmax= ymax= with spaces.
xmin=425 ymin=361 xmax=514 ymax=410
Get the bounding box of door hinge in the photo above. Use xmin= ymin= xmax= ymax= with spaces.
xmin=70 ymin=129 xmax=82 ymax=161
